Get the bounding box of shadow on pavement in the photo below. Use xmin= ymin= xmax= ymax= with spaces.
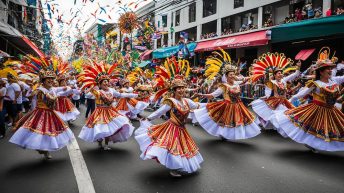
xmin=202 ymin=138 xmax=258 ymax=152
xmin=134 ymin=167 xmax=202 ymax=192
xmin=275 ymin=149 xmax=344 ymax=180
xmin=82 ymin=146 xmax=132 ymax=160
xmin=6 ymin=158 xmax=68 ymax=176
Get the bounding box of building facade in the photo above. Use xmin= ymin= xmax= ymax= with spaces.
xmin=153 ymin=0 xmax=337 ymax=46
xmin=0 ymin=0 xmax=47 ymax=56
xmin=135 ymin=0 xmax=343 ymax=66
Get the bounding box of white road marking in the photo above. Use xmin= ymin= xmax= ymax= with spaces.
xmin=67 ymin=139 xmax=96 ymax=193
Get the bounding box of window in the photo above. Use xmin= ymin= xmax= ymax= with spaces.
xmin=171 ymin=12 xmax=174 ymax=26
xmin=163 ymin=34 xmax=168 ymax=47
xmin=175 ymin=10 xmax=180 ymax=26
xmin=234 ymin=0 xmax=244 ymax=9
xmin=203 ymin=0 xmax=217 ymax=18
xmin=189 ymin=2 xmax=196 ymax=23
xmin=221 ymin=16 xmax=233 ymax=35
xmin=162 ymin=15 xmax=167 ymax=28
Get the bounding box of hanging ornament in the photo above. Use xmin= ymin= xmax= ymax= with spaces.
xmin=118 ymin=12 xmax=139 ymax=34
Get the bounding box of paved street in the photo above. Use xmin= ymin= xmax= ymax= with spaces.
xmin=1 ymin=105 xmax=344 ymax=193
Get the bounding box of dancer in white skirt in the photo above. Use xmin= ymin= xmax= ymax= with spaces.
xmin=10 ymin=69 xmax=75 ymax=159
xmin=195 ymin=64 xmax=261 ymax=140
xmin=78 ymin=61 xmax=137 ymax=150
xmin=273 ymin=58 xmax=344 ymax=152
xmin=250 ymin=53 xmax=301 ymax=129
xmin=193 ymin=49 xmax=261 ymax=140
xmin=115 ymin=79 xmax=149 ymax=119
xmin=53 ymin=62 xmax=80 ymax=122
xmin=135 ymin=78 xmax=203 ymax=177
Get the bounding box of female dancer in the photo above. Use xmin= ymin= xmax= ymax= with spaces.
xmin=135 ymin=78 xmax=203 ymax=177
xmin=10 ymin=69 xmax=75 ymax=159
xmin=115 ymin=79 xmax=149 ymax=119
xmin=195 ymin=64 xmax=261 ymax=140
xmin=78 ymin=62 xmax=137 ymax=150
xmin=250 ymin=53 xmax=301 ymax=128
xmin=273 ymin=59 xmax=344 ymax=152
xmin=54 ymin=73 xmax=80 ymax=122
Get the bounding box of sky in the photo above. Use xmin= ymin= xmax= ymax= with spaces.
xmin=41 ymin=0 xmax=152 ymax=59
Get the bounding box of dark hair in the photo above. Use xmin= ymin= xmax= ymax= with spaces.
xmin=98 ymin=79 xmax=108 ymax=85
xmin=315 ymin=66 xmax=331 ymax=80
xmin=225 ymin=70 xmax=235 ymax=76
xmin=273 ymin=69 xmax=283 ymax=76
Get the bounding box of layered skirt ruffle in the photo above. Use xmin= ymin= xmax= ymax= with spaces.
xmin=274 ymin=102 xmax=344 ymax=151
xmin=54 ymin=96 xmax=80 ymax=121
xmin=194 ymin=100 xmax=261 ymax=140
xmin=9 ymin=108 xmax=75 ymax=151
xmin=251 ymin=97 xmax=294 ymax=129
xmin=134 ymin=120 xmax=203 ymax=173
xmin=116 ymin=98 xmax=149 ymax=118
xmin=188 ymin=102 xmax=207 ymax=123
xmin=79 ymin=106 xmax=134 ymax=143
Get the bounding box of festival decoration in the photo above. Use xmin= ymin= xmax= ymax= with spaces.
xmin=251 ymin=52 xmax=294 ymax=82
xmin=118 ymin=12 xmax=139 ymax=34
xmin=153 ymin=57 xmax=191 ymax=102
xmin=204 ymin=49 xmax=232 ymax=80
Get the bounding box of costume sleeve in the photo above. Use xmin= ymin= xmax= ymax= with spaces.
xmin=332 ymin=76 xmax=344 ymax=85
xmin=210 ymin=87 xmax=224 ymax=98
xmin=112 ymin=89 xmax=138 ymax=98
xmin=289 ymin=86 xmax=314 ymax=102
xmin=283 ymin=70 xmax=300 ymax=82
xmin=147 ymin=104 xmax=171 ymax=120
xmin=264 ymin=86 xmax=272 ymax=97
xmin=53 ymin=86 xmax=65 ymax=93
xmin=56 ymin=87 xmax=73 ymax=96
xmin=185 ymin=98 xmax=200 ymax=109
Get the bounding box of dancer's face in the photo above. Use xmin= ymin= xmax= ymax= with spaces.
xmin=320 ymin=67 xmax=332 ymax=80
xmin=274 ymin=71 xmax=283 ymax=81
xmin=59 ymin=79 xmax=67 ymax=86
xmin=100 ymin=80 xmax=109 ymax=90
xmin=226 ymin=72 xmax=235 ymax=82
xmin=175 ymin=86 xmax=185 ymax=98
xmin=43 ymin=78 xmax=54 ymax=88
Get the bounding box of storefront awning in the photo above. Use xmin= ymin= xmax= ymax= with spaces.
xmin=9 ymin=0 xmax=28 ymax=6
xmin=140 ymin=50 xmax=153 ymax=60
xmin=271 ymin=16 xmax=344 ymax=43
xmin=195 ymin=30 xmax=270 ymax=52
xmin=152 ymin=42 xmax=197 ymax=59
xmin=295 ymin=48 xmax=315 ymax=61
xmin=0 ymin=20 xmax=45 ymax=58
xmin=138 ymin=60 xmax=151 ymax=68
xmin=0 ymin=50 xmax=11 ymax=57
xmin=0 ymin=20 xmax=22 ymax=37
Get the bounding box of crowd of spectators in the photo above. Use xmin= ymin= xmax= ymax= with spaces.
xmin=200 ymin=32 xmax=218 ymax=40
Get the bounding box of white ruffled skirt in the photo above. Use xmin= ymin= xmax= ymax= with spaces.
xmin=79 ymin=106 xmax=134 ymax=143
xmin=10 ymin=128 xmax=75 ymax=151
xmin=194 ymin=107 xmax=261 ymax=140
xmin=134 ymin=120 xmax=203 ymax=173
xmin=274 ymin=109 xmax=344 ymax=151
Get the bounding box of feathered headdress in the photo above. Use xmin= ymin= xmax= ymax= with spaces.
xmin=21 ymin=55 xmax=56 ymax=82
xmin=315 ymin=47 xmax=336 ymax=70
xmin=55 ymin=61 xmax=70 ymax=81
xmin=204 ymin=49 xmax=234 ymax=80
xmin=251 ymin=52 xmax=294 ymax=82
xmin=152 ymin=57 xmax=190 ymax=102
xmin=127 ymin=67 xmax=144 ymax=86
xmin=78 ymin=60 xmax=120 ymax=89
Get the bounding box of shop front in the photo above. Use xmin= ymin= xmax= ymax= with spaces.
xmin=194 ymin=29 xmax=271 ymax=70
xmin=271 ymin=15 xmax=344 ymax=69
